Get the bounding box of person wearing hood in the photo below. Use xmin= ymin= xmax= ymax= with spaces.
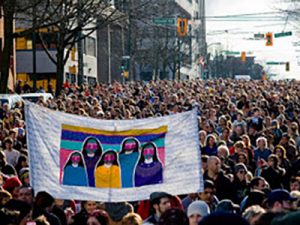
xmin=232 ymin=163 xmax=250 ymax=204
xmin=187 ymin=200 xmax=210 ymax=225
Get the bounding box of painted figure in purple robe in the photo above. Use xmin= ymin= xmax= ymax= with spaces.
xmin=134 ymin=142 xmax=163 ymax=187
xmin=81 ymin=137 xmax=102 ymax=187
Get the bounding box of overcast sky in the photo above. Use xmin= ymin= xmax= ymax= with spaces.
xmin=205 ymin=0 xmax=300 ymax=79
xmin=206 ymin=0 xmax=275 ymax=16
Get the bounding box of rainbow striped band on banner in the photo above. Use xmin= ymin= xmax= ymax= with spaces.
xmin=60 ymin=124 xmax=168 ymax=150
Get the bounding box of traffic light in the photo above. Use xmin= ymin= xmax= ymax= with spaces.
xmin=241 ymin=51 xmax=246 ymax=62
xmin=177 ymin=18 xmax=188 ymax=37
xmin=120 ymin=63 xmax=126 ymax=71
xmin=286 ymin=62 xmax=290 ymax=71
xmin=123 ymin=71 xmax=129 ymax=78
xmin=261 ymin=71 xmax=267 ymax=80
xmin=266 ymin=32 xmax=273 ymax=46
xmin=120 ymin=56 xmax=130 ymax=78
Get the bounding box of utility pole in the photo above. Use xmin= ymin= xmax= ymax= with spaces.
xmin=199 ymin=0 xmax=207 ymax=79
xmin=199 ymin=0 xmax=206 ymax=57
xmin=127 ymin=1 xmax=132 ymax=81
xmin=77 ymin=0 xmax=84 ymax=86
xmin=177 ymin=38 xmax=181 ymax=80
xmin=121 ymin=15 xmax=125 ymax=84
xmin=32 ymin=0 xmax=37 ymax=92
xmin=108 ymin=24 xmax=111 ymax=84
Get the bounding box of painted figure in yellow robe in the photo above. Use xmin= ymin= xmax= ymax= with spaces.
xmin=94 ymin=150 xmax=121 ymax=188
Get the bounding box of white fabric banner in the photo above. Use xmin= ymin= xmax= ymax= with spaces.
xmin=25 ymin=102 xmax=203 ymax=202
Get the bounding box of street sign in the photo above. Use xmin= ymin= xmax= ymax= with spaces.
xmin=254 ymin=33 xmax=265 ymax=40
xmin=223 ymin=50 xmax=240 ymax=55
xmin=274 ymin=31 xmax=292 ymax=38
xmin=266 ymin=61 xmax=285 ymax=65
xmin=292 ymin=41 xmax=300 ymax=46
xmin=153 ymin=18 xmax=176 ymax=25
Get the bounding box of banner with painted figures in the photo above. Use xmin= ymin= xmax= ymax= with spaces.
xmin=60 ymin=125 xmax=167 ymax=188
xmin=25 ymin=102 xmax=203 ymax=202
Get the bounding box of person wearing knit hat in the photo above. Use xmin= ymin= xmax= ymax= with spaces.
xmin=105 ymin=202 xmax=133 ymax=222
xmin=232 ymin=163 xmax=249 ymax=204
xmin=19 ymin=167 xmax=30 ymax=186
xmin=235 ymin=163 xmax=248 ymax=174
xmin=3 ymin=176 xmax=22 ymax=198
xmin=215 ymin=199 xmax=240 ymax=214
xmin=187 ymin=200 xmax=210 ymax=225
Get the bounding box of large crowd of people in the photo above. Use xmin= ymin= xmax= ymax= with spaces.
xmin=1 ymin=78 xmax=300 ymax=225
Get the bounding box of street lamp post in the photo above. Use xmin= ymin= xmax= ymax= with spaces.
xmin=77 ymin=0 xmax=84 ymax=86
xmin=108 ymin=24 xmax=112 ymax=84
xmin=32 ymin=0 xmax=37 ymax=92
xmin=205 ymin=42 xmax=221 ymax=79
xmin=207 ymin=42 xmax=221 ymax=55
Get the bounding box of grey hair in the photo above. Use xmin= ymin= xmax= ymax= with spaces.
xmin=242 ymin=205 xmax=265 ymax=222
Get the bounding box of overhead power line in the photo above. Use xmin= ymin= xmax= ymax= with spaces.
xmin=206 ymin=11 xmax=281 ymax=18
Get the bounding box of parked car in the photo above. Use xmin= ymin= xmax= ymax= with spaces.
xmin=21 ymin=93 xmax=54 ymax=103
xmin=0 ymin=94 xmax=24 ymax=109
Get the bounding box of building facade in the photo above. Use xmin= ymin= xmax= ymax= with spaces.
xmin=97 ymin=22 xmax=126 ymax=83
xmin=109 ymin=0 xmax=204 ymax=81
xmin=15 ymin=26 xmax=98 ymax=91
xmin=173 ymin=0 xmax=203 ymax=79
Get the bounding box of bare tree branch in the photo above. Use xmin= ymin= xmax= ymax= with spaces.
xmin=38 ymin=32 xmax=58 ymax=65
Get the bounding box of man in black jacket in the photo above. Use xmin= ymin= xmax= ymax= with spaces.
xmin=203 ymin=156 xmax=234 ymax=201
